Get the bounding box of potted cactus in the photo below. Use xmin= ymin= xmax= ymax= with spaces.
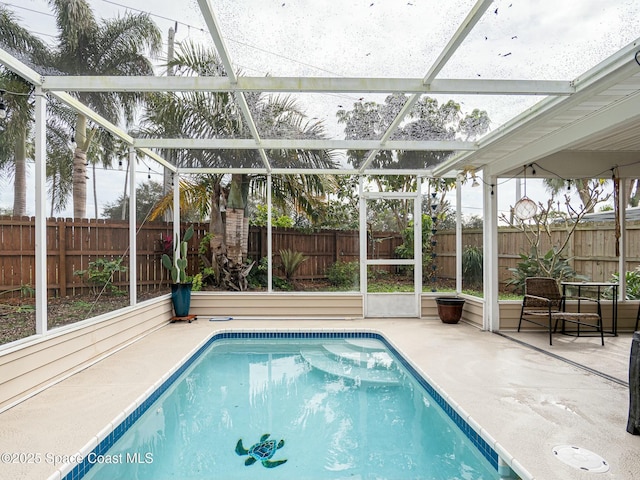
xmin=161 ymin=225 xmax=194 ymax=317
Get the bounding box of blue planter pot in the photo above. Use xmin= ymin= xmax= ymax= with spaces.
xmin=171 ymin=283 xmax=192 ymax=317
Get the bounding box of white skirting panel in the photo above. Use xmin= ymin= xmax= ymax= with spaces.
xmin=365 ymin=293 xmax=419 ymax=317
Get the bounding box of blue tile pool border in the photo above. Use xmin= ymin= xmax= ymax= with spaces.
xmin=62 ymin=330 xmax=499 ymax=479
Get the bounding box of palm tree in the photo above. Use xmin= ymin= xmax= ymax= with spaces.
xmin=627 ymin=179 xmax=640 ymax=207
xmin=1 ymin=2 xmax=161 ymax=218
xmin=0 ymin=79 xmax=79 ymax=219
xmin=44 ymin=99 xmax=77 ymax=216
xmin=0 ymin=7 xmax=52 ymax=216
xmin=543 ymin=178 xmax=605 ymax=214
xmin=47 ymin=0 xmax=161 ymax=218
xmin=144 ymin=41 xmax=338 ymax=290
xmin=0 ymin=73 xmax=32 ymax=216
xmin=111 ymin=139 xmax=133 ymax=221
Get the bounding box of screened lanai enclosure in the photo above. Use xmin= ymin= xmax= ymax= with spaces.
xmin=1 ymin=0 xmax=640 ymax=342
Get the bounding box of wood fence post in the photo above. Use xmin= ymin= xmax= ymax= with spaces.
xmin=59 ymin=219 xmax=67 ymax=297
xmin=260 ymin=226 xmax=267 ymax=260
xmin=567 ymin=225 xmax=575 ymax=272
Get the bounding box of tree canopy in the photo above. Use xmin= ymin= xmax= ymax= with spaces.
xmin=101 ymin=181 xmax=164 ymax=222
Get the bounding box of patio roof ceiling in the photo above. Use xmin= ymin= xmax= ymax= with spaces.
xmin=1 ymin=0 xmax=639 ymax=179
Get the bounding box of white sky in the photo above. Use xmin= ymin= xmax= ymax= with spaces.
xmin=0 ymin=0 xmax=634 ymax=217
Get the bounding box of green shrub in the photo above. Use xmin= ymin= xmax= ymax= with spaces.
xmin=278 ymin=249 xmax=308 ymax=281
xmin=394 ymin=214 xmax=435 ymax=278
xmin=273 ymin=276 xmax=293 ymax=291
xmin=506 ymin=246 xmax=587 ymax=294
xmin=248 ymin=257 xmax=268 ymax=288
xmin=368 ymin=267 xmax=390 ymax=281
xmin=247 ymin=257 xmax=290 ymax=290
xmin=190 ymin=266 xmax=215 ymax=291
xmin=191 ymin=273 xmax=204 ymax=291
xmin=462 ymin=245 xmax=483 ymax=288
xmin=326 ymin=260 xmax=359 ymax=289
xmin=251 ymin=205 xmax=294 ymax=228
xmin=606 ymin=267 xmax=640 ymax=299
xmin=74 ymin=258 xmax=128 ymax=295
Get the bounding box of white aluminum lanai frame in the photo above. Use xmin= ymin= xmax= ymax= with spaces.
xmin=1 ymin=0 xmax=639 ymax=333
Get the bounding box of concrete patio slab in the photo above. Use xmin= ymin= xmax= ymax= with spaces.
xmin=0 ymin=318 xmax=637 ymax=480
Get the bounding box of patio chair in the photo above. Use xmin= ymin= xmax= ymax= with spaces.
xmin=517 ymin=277 xmax=604 ymax=346
xmin=635 ymin=304 xmax=639 ymax=332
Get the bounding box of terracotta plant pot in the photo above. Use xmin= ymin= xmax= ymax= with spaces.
xmin=435 ymin=297 xmax=465 ymax=324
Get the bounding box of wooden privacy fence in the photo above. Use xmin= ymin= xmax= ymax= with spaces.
xmin=436 ymin=223 xmax=640 ymax=286
xmin=248 ymin=227 xmax=403 ymax=280
xmin=1 ymin=216 xmax=638 ymax=297
xmin=0 ymin=217 xmax=402 ymax=297
xmin=0 ymin=217 xmax=176 ymax=298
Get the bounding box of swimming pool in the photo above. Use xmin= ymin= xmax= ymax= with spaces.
xmin=65 ymin=332 xmax=507 ymax=479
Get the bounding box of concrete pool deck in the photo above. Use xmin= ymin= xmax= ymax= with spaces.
xmin=0 ymin=318 xmax=638 ymax=479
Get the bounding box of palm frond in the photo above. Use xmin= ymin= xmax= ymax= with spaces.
xmin=167 ymin=40 xmax=227 ymax=77
xmin=149 ymin=177 xmax=218 ymax=221
xmin=95 ymin=12 xmax=161 ymax=74
xmin=50 ymin=0 xmax=99 ymax=64
xmin=0 ymin=7 xmax=52 ymax=64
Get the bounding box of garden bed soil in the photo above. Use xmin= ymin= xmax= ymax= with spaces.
xmin=0 ymin=290 xmax=167 ymax=345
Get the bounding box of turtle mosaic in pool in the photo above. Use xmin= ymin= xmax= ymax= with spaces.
xmin=70 ymin=332 xmax=506 ymax=480
xmin=235 ymin=433 xmax=287 ymax=468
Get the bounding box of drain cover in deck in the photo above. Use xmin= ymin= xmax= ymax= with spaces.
xmin=552 ymin=445 xmax=609 ymax=473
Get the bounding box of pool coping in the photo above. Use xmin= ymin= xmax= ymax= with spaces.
xmin=51 ymin=328 xmax=532 ymax=480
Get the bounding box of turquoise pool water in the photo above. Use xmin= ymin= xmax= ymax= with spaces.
xmin=77 ymin=333 xmax=499 ymax=480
